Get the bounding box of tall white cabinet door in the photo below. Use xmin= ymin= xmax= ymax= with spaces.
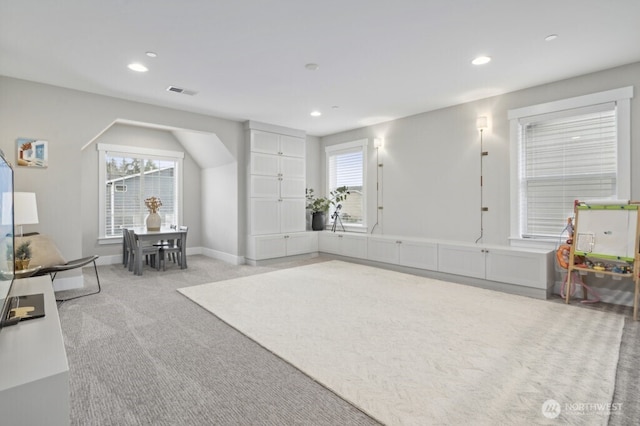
xmin=250 ymin=152 xmax=279 ymax=176
xmin=399 ymin=240 xmax=438 ymax=270
xmin=250 ymin=198 xmax=281 ymax=235
xmin=279 ymin=135 xmax=305 ymax=157
xmin=250 ymin=175 xmax=280 ymax=198
xmin=280 ymin=156 xmax=305 ymax=178
xmin=251 ymin=130 xmax=280 ymax=154
xmin=280 ymin=199 xmax=306 ymax=233
xmin=280 ymin=177 xmax=305 ymax=198
xmin=438 ymin=244 xmax=485 ymax=279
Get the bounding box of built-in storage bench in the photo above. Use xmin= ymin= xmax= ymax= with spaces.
xmin=246 ymin=230 xmax=555 ymax=299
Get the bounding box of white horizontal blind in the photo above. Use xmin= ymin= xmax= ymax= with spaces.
xmin=519 ymin=104 xmax=617 ymax=238
xmin=105 ymin=153 xmax=178 ymax=237
xmin=327 ymin=146 xmax=364 ymax=225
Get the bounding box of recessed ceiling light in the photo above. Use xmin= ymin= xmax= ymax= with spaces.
xmin=544 ymin=34 xmax=559 ymax=42
xmin=127 ymin=63 xmax=148 ymax=72
xmin=472 ymin=56 xmax=491 ymax=65
xmin=305 ymin=63 xmax=320 ymax=71
xmin=146 ymin=51 xmax=158 ymax=58
xmin=310 ymin=111 xmax=322 ymax=117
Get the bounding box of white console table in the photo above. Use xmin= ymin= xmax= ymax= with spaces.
xmin=0 ymin=275 xmax=70 ymax=425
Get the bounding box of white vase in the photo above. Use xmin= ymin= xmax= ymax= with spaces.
xmin=146 ymin=212 xmax=161 ymax=231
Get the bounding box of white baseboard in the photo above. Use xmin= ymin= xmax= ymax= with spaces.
xmin=201 ymin=247 xmax=245 ymax=265
xmin=99 ymin=247 xmax=244 ymax=265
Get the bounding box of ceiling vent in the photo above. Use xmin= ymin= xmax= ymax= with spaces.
xmin=166 ymin=86 xmax=198 ymax=96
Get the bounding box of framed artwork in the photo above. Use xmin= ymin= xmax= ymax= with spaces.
xmin=17 ymin=138 xmax=48 ymax=168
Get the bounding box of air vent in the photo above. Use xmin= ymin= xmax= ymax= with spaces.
xmin=166 ymin=86 xmax=198 ymax=96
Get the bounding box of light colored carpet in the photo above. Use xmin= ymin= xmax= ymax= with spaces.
xmin=178 ymin=260 xmax=624 ymax=425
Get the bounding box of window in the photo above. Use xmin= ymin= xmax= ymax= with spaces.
xmin=326 ymin=139 xmax=367 ymax=228
xmin=98 ymin=144 xmax=184 ymax=239
xmin=509 ymin=87 xmax=632 ymax=241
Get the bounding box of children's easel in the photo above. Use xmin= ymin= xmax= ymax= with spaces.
xmin=566 ymin=202 xmax=640 ymax=320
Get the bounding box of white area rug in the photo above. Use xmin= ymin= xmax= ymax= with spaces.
xmin=178 ymin=260 xmax=623 ymax=425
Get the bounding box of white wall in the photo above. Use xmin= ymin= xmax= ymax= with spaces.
xmin=321 ymin=61 xmax=640 ymax=246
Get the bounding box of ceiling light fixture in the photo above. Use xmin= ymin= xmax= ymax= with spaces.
xmin=472 ymin=56 xmax=491 ymax=65
xmin=544 ymin=34 xmax=559 ymax=42
xmin=310 ymin=111 xmax=322 ymax=117
xmin=127 ymin=63 xmax=148 ymax=72
xmin=146 ymin=51 xmax=158 ymax=58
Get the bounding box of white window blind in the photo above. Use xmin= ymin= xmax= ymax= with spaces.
xmin=326 ymin=140 xmax=366 ymax=226
xmin=98 ymin=144 xmax=183 ymax=239
xmin=519 ymin=103 xmax=617 ymax=238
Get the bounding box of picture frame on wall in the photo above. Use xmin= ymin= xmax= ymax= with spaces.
xmin=17 ymin=138 xmax=48 ymax=168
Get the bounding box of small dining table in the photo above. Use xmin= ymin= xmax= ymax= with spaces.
xmin=126 ymin=227 xmax=188 ymax=276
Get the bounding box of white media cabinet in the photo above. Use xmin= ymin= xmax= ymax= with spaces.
xmin=0 ymin=275 xmax=69 ymax=426
xmin=247 ymin=231 xmax=555 ymax=299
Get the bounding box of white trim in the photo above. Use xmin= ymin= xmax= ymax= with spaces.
xmin=97 ymin=145 xmax=184 ymax=239
xmin=97 ymin=143 xmax=185 ymax=159
xmin=508 ymin=86 xmax=633 ymax=120
xmin=508 ymin=87 xmax=633 ymax=245
xmin=325 ymin=138 xmax=368 ymax=153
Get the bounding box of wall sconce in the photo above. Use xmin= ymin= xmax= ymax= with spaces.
xmin=374 ymin=138 xmax=383 ymax=149
xmin=475 ymin=117 xmax=488 ymax=243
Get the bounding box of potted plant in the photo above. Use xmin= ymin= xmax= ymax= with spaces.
xmin=305 ymin=186 xmax=350 ymax=231
xmin=15 ymin=240 xmax=32 ymax=270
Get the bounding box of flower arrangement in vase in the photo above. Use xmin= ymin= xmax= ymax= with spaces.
xmin=144 ymin=196 xmax=162 ymax=231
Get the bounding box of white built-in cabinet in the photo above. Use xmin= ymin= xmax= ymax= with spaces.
xmin=318 ymin=232 xmax=368 ymax=259
xmin=438 ymin=243 xmax=553 ymax=290
xmin=247 ymin=232 xmax=318 ymax=261
xmin=368 ymin=236 xmax=438 ymax=270
xmin=246 ymin=121 xmax=313 ymax=261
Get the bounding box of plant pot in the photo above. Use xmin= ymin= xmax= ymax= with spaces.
xmin=146 ymin=212 xmax=161 ymax=231
xmin=15 ymin=258 xmax=31 ymax=271
xmin=312 ymin=211 xmax=326 ymax=231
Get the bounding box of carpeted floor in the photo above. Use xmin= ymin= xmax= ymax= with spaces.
xmin=57 ymin=255 xmax=640 ymax=425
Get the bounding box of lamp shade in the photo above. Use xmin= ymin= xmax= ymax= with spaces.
xmin=476 ymin=116 xmax=488 ymax=130
xmin=13 ymin=192 xmax=39 ymax=225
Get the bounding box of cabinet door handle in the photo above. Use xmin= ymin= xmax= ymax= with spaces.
xmin=396 ymin=240 xmax=402 ymax=244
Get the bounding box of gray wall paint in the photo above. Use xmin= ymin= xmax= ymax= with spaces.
xmin=0 ymin=76 xmax=244 ymax=267
xmin=321 ymin=61 xmax=640 ymax=245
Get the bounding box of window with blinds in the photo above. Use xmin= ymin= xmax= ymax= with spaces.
xmin=98 ymin=144 xmax=183 ymax=239
xmin=326 ymin=140 xmax=367 ymax=226
xmin=518 ymin=104 xmax=617 ymax=238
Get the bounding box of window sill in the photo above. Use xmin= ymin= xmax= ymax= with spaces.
xmin=98 ymin=237 xmax=122 ymax=245
xmin=509 ymin=236 xmax=562 ymax=251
